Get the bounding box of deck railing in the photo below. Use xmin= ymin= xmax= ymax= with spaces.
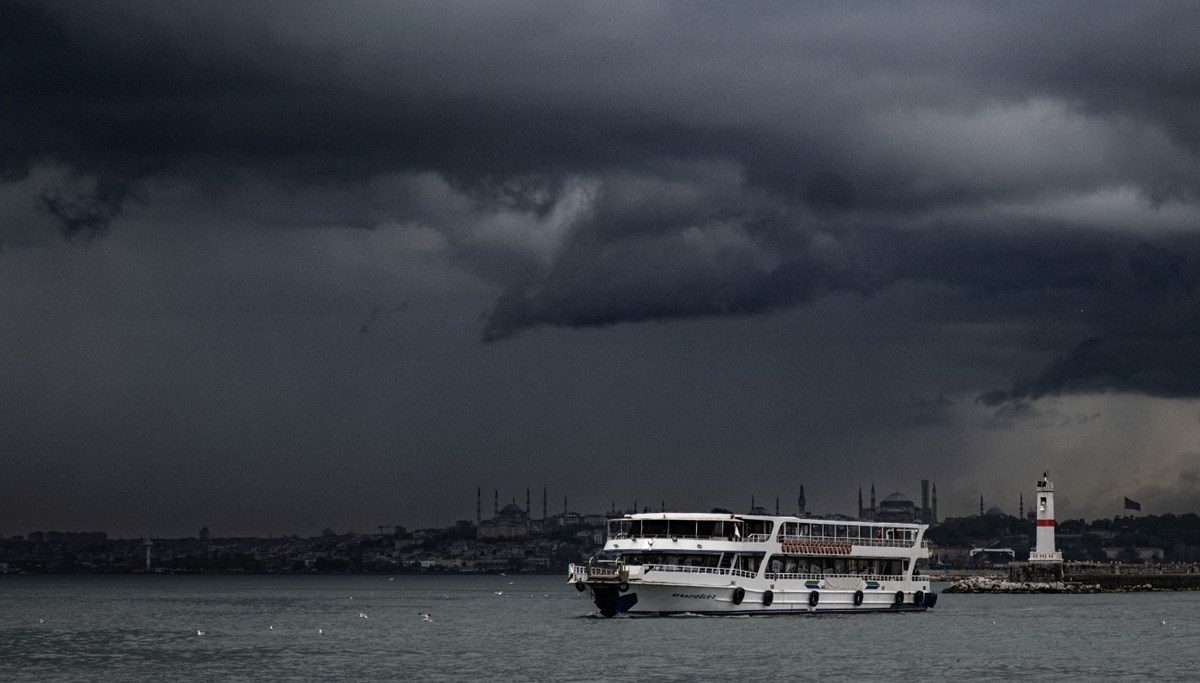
xmin=643 ymin=563 xmax=758 ymax=579
xmin=777 ymin=534 xmax=929 ymax=550
xmin=762 ymin=571 xmax=904 ymax=582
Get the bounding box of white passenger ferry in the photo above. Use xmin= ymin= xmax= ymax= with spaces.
xmin=568 ymin=512 xmax=935 ymax=616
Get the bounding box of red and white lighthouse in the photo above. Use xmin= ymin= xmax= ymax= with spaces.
xmin=1029 ymin=471 xmax=1063 ymax=563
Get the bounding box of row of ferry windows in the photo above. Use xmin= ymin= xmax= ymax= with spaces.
xmin=777 ymin=522 xmax=917 ymax=542
xmin=617 ymin=553 xmax=905 ymax=577
xmin=608 ymin=519 xmax=774 ymax=539
xmin=608 ymin=519 xmax=917 ymax=542
xmin=767 ymin=557 xmax=905 ymax=576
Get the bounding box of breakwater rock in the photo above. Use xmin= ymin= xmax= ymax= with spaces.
xmin=945 ymin=575 xmax=1198 ymax=593
xmin=944 ymin=576 xmax=1101 ymax=593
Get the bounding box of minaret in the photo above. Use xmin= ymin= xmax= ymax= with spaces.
xmin=858 ymin=486 xmax=863 ymax=518
xmin=1019 ymin=492 xmax=1024 ymax=519
xmin=543 ymin=487 xmax=547 ymax=521
xmin=775 ymin=496 xmax=779 ymax=515
xmin=870 ymin=483 xmax=876 ymax=510
xmin=563 ymin=495 xmax=568 ymax=514
xmin=980 ymin=494 xmax=984 ymax=516
xmin=476 ymin=487 xmax=482 ymax=524
xmin=526 ymin=487 xmax=531 ymax=515
xmin=932 ymin=483 xmax=938 ymax=524
xmin=1029 ymin=471 xmax=1063 ymax=562
xmin=494 ymin=489 xmax=498 ymax=516
xmin=799 ymin=485 xmax=806 ymax=517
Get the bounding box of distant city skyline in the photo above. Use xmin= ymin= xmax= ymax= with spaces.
xmin=5 ymin=479 xmax=1174 ymax=540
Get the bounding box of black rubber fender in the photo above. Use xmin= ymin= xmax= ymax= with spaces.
xmin=853 ymin=590 xmax=864 ymax=606
xmin=732 ymin=586 xmax=745 ymax=605
xmin=617 ymin=581 xmax=630 ymax=593
xmin=914 ymin=590 xmax=925 ymax=606
xmin=894 ymin=590 xmax=905 ymax=606
xmin=762 ymin=590 xmax=773 ymax=607
xmin=574 ymin=582 xmax=586 ymax=592
xmin=808 ymin=590 xmax=820 ymax=607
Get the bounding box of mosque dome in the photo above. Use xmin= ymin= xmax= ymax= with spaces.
xmin=985 ymin=505 xmax=1006 ymax=517
xmin=880 ymin=492 xmax=914 ymax=508
xmin=497 ymin=503 xmax=527 ymax=519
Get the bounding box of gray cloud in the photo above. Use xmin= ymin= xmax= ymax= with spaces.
xmin=5 ymin=1 xmax=1200 ymax=533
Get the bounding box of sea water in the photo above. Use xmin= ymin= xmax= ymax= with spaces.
xmin=1 ymin=575 xmax=1196 ymax=682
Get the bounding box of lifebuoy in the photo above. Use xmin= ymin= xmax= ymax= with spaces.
xmin=762 ymin=590 xmax=773 ymax=607
xmin=732 ymin=587 xmax=745 ymax=605
xmin=853 ymin=590 xmax=864 ymax=606
xmin=618 ymin=582 xmax=630 ymax=593
xmin=575 ymin=582 xmax=587 ymax=592
xmin=914 ymin=590 xmax=925 ymax=606
xmin=808 ymin=590 xmax=820 ymax=607
xmin=894 ymin=590 xmax=905 ymax=605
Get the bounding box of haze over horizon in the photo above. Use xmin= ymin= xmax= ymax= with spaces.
xmin=4 ymin=1 xmax=1200 ymax=538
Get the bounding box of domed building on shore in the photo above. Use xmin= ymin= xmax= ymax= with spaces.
xmin=857 ymin=480 xmax=937 ymax=524
xmin=479 ymin=501 xmax=530 ymax=539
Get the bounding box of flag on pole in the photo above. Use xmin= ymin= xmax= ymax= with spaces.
xmin=1123 ymin=497 xmax=1141 ymax=512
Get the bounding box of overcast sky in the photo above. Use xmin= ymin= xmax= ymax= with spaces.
xmin=4 ymin=1 xmax=1200 ymax=537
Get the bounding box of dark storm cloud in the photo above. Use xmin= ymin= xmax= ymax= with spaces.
xmin=6 ymin=0 xmax=1200 ymax=402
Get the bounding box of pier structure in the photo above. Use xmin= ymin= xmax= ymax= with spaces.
xmin=1029 ymin=472 xmax=1062 ymax=563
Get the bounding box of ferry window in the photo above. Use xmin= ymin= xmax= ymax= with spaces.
xmin=643 ymin=520 xmax=669 ymax=536
xmin=798 ymin=523 xmax=810 ymax=536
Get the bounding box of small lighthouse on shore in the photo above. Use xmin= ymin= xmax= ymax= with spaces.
xmin=1028 ymin=471 xmax=1063 ymax=563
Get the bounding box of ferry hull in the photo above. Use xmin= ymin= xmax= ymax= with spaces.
xmin=583 ymin=580 xmax=935 ymax=616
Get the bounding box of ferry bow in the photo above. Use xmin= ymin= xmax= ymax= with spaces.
xmin=568 ymin=512 xmax=936 ymax=616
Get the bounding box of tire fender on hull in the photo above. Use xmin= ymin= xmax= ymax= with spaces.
xmin=731 ymin=587 xmax=746 ymax=605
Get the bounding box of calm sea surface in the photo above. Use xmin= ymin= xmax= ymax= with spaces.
xmin=1 ymin=575 xmax=1196 ymax=682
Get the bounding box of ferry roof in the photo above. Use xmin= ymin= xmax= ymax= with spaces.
xmin=627 ymin=512 xmax=737 ymax=521
xmin=623 ymin=511 xmax=926 ymax=528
